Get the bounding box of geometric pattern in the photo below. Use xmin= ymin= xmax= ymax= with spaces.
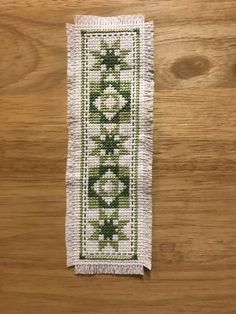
xmin=89 ymin=80 xmax=131 ymax=124
xmin=79 ymin=28 xmax=141 ymax=260
xmin=67 ymin=14 xmax=154 ymax=276
xmin=90 ymin=125 xmax=129 ymax=163
xmin=89 ymin=209 xmax=129 ymax=251
xmin=88 ymin=165 xmax=129 ymax=208
xmin=90 ymin=39 xmax=131 ymax=72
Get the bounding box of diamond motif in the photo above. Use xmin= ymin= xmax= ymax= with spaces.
xmin=93 ymin=85 xmax=127 ymax=121
xmin=92 ymin=169 xmax=126 ymax=205
xmin=89 ymin=79 xmax=131 ymax=124
xmin=88 ymin=165 xmax=129 ymax=208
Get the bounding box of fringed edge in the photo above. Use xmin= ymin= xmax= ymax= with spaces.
xmin=75 ymin=263 xmax=144 ymax=275
xmin=73 ymin=14 xmax=144 ymax=27
xmin=137 ymin=21 xmax=154 ymax=271
xmin=65 ymin=24 xmax=82 ymax=267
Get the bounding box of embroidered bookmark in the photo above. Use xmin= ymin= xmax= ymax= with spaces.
xmin=66 ymin=15 xmax=154 ymax=275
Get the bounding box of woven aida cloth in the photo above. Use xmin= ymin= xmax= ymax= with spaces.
xmin=66 ymin=15 xmax=154 ymax=275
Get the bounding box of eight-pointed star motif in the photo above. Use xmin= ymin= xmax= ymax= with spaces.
xmin=91 ymin=125 xmax=129 ymax=158
xmin=89 ymin=209 xmax=129 ymax=251
xmin=90 ymin=39 xmax=131 ymax=72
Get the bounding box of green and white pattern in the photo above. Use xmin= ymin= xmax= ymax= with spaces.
xmin=66 ymin=15 xmax=154 ymax=275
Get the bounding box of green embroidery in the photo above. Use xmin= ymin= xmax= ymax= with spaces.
xmin=90 ymin=125 xmax=129 ymax=161
xmin=89 ymin=79 xmax=131 ymax=123
xmin=90 ymin=39 xmax=131 ymax=72
xmin=88 ymin=165 xmax=129 ymax=208
xmin=89 ymin=210 xmax=129 ymax=251
xmin=80 ymin=30 xmax=140 ymax=260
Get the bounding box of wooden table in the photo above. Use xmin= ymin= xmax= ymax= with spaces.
xmin=1 ymin=1 xmax=236 ymax=313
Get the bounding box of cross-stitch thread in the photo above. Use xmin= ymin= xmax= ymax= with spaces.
xmin=66 ymin=15 xmax=154 ymax=275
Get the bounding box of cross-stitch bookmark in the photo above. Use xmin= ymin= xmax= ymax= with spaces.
xmin=66 ymin=15 xmax=154 ymax=275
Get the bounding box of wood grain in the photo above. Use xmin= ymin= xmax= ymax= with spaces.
xmin=1 ymin=1 xmax=236 ymax=313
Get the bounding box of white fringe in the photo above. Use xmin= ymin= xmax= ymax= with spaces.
xmin=75 ymin=263 xmax=144 ymax=275
xmin=74 ymin=14 xmax=144 ymax=27
xmin=137 ymin=21 xmax=154 ymax=271
xmin=66 ymin=24 xmax=82 ymax=267
xmin=66 ymin=15 xmax=154 ymax=275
